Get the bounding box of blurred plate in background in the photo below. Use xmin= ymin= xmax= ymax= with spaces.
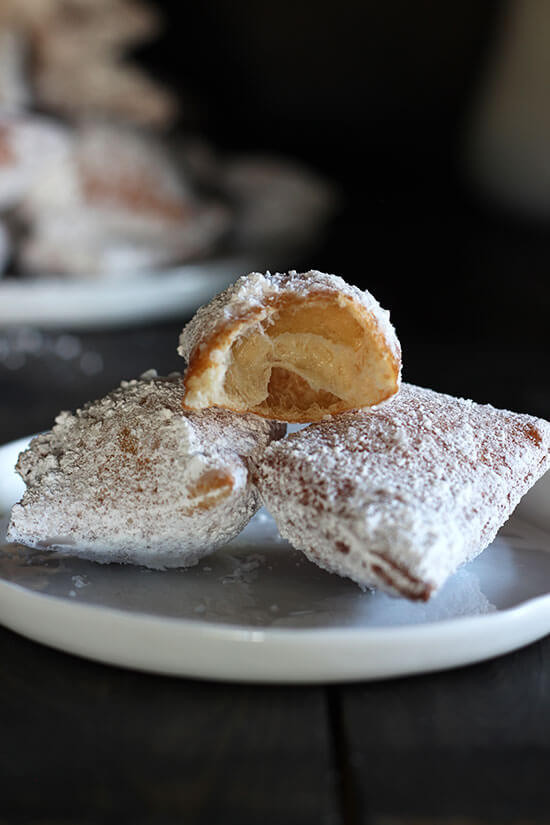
xmin=0 ymin=255 xmax=256 ymax=330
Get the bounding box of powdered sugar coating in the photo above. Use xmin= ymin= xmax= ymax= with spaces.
xmin=177 ymin=270 xmax=401 ymax=368
xmin=254 ymin=384 xmax=550 ymax=600
xmin=0 ymin=113 xmax=72 ymax=209
xmin=8 ymin=371 xmax=285 ymax=567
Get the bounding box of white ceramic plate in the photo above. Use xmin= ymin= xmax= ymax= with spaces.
xmin=0 ymin=255 xmax=255 ymax=329
xmin=0 ymin=436 xmax=549 ymax=683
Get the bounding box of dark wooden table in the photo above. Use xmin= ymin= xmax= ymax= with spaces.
xmin=1 ymin=196 xmax=549 ymax=825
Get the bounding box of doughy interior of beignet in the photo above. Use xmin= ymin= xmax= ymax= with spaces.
xmin=222 ymin=297 xmax=397 ymax=421
xmin=181 ymin=467 xmax=236 ymax=515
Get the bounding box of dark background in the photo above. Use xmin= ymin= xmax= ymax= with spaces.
xmin=143 ymin=1 xmax=498 ymax=179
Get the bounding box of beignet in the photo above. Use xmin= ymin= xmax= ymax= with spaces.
xmin=178 ymin=270 xmax=401 ymax=423
xmin=253 ymin=384 xmax=550 ymax=600
xmin=7 ymin=371 xmax=285 ymax=568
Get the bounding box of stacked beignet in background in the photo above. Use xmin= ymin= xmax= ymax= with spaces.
xmin=7 ymin=371 xmax=285 ymax=568
xmin=0 ymin=0 xmax=177 ymax=128
xmin=0 ymin=4 xmax=338 ymax=280
xmin=19 ymin=122 xmax=230 ymax=278
xmin=254 ymin=384 xmax=550 ymax=600
xmin=178 ymin=270 xmax=401 ymax=422
xmin=0 ymin=122 xmax=336 ymax=279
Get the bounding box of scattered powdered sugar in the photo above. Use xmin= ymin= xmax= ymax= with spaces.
xmin=254 ymin=383 xmax=550 ymax=601
xmin=220 ymin=553 xmax=266 ymax=585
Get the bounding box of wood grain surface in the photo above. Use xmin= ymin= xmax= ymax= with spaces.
xmin=0 ymin=628 xmax=338 ymax=825
xmin=338 ymin=638 xmax=550 ymax=824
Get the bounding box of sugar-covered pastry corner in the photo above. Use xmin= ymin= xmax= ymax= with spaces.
xmin=178 ymin=270 xmax=401 ymax=423
xmin=253 ymin=384 xmax=550 ymax=601
xmin=7 ymin=370 xmax=285 ymax=568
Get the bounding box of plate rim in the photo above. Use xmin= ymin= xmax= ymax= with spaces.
xmin=0 ymin=576 xmax=549 ymax=683
xmin=0 ymin=572 xmax=549 ymax=640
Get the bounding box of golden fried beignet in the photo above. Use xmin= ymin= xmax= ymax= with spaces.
xmin=178 ymin=270 xmax=401 ymax=423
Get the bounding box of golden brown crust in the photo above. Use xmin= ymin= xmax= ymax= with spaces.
xmin=182 ymin=309 xmax=264 ymax=409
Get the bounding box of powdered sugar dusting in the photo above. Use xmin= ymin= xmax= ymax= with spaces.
xmin=8 ymin=371 xmax=285 ymax=567
xmin=254 ymin=384 xmax=550 ymax=600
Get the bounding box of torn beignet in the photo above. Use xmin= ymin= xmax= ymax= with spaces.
xmin=178 ymin=270 xmax=401 ymax=423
